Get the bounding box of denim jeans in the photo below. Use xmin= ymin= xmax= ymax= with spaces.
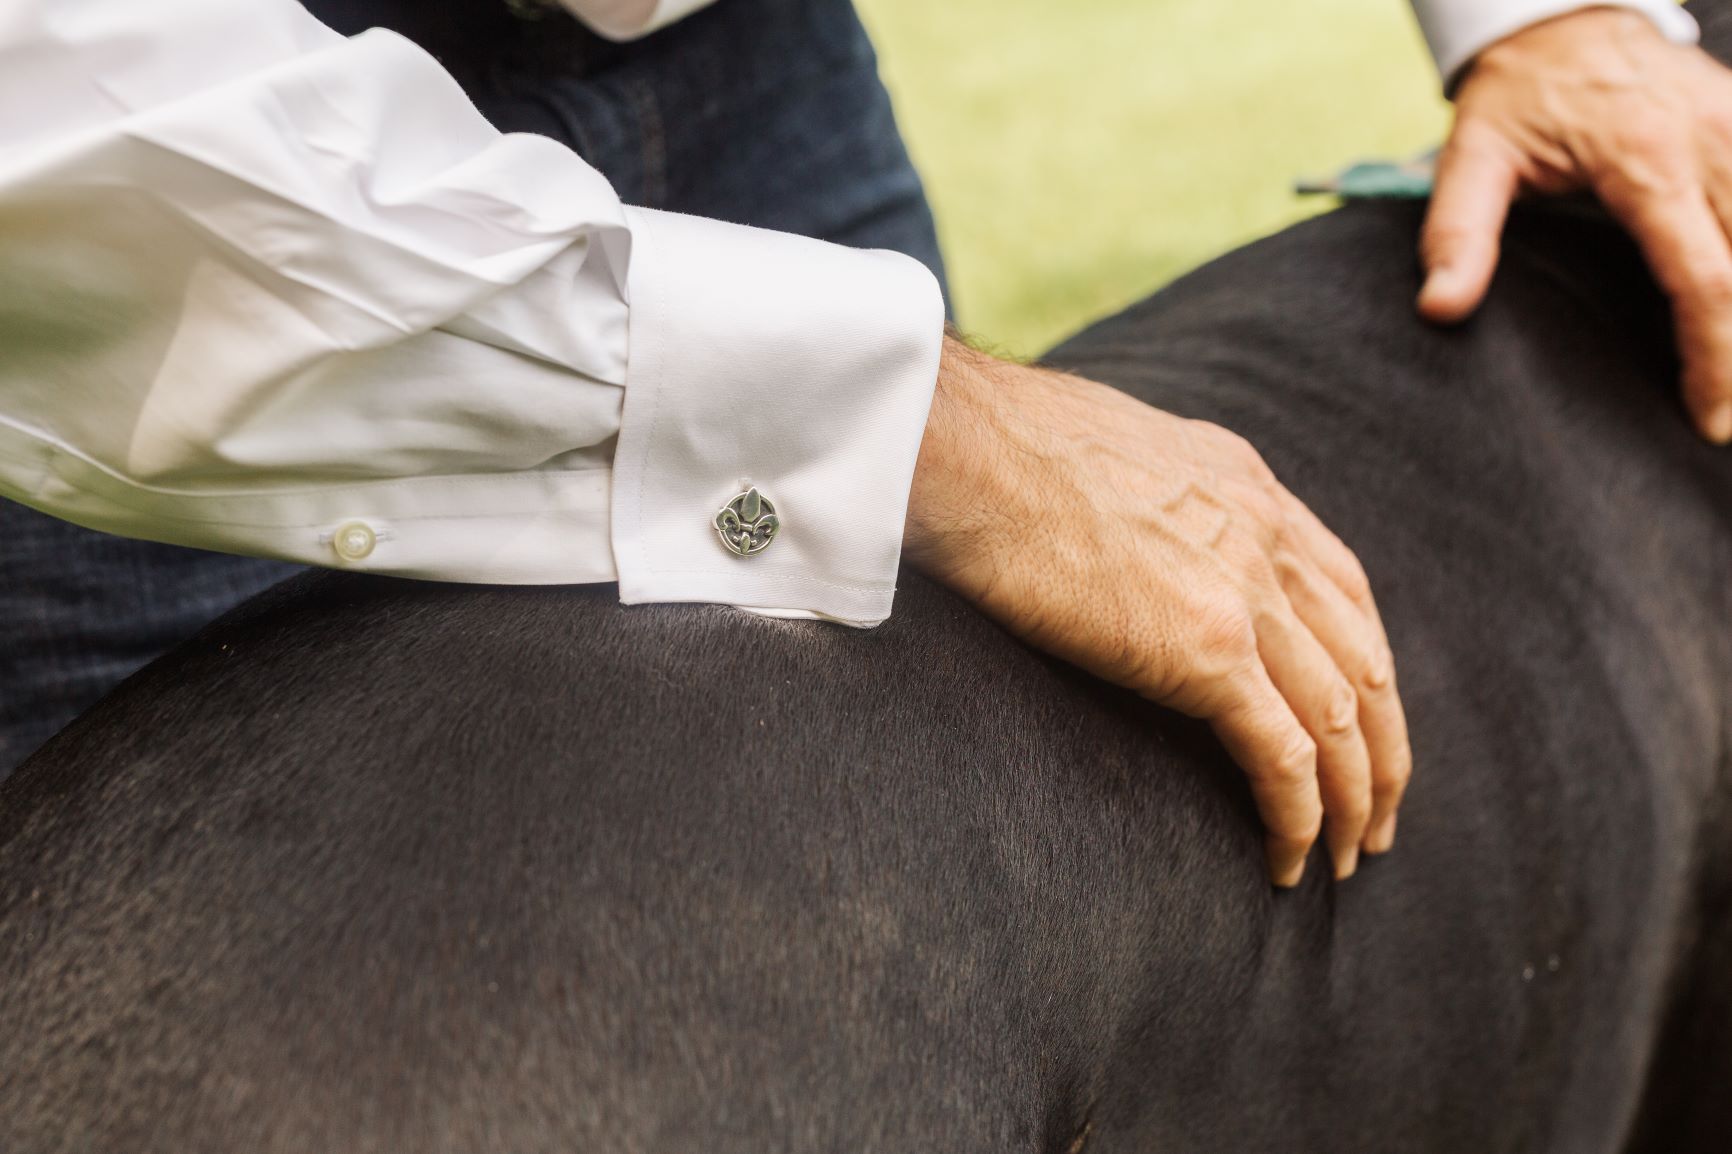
xmin=0 ymin=0 xmax=947 ymax=777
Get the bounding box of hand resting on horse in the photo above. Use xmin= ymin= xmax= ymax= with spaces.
xmin=905 ymin=337 xmax=1412 ymax=887
xmin=1424 ymin=7 xmax=1732 ymax=444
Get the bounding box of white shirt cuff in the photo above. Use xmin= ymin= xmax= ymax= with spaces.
xmin=610 ymin=206 xmax=945 ymax=627
xmin=1412 ymin=0 xmax=1700 ymax=89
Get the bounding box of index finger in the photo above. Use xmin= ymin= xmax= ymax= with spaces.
xmin=1418 ymin=121 xmax=1522 ymax=324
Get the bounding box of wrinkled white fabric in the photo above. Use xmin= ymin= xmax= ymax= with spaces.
xmin=0 ymin=0 xmax=942 ymax=626
xmin=1411 ymin=0 xmax=1699 ymax=86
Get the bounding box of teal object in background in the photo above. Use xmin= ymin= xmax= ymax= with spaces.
xmin=1298 ymin=150 xmax=1438 ymax=200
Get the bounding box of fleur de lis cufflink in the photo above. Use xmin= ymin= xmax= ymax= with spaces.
xmin=715 ymin=486 xmax=780 ymax=557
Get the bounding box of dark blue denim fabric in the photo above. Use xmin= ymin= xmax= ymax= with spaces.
xmin=0 ymin=0 xmax=948 ymax=777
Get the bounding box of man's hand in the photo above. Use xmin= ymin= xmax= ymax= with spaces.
xmin=904 ymin=338 xmax=1413 ymax=887
xmin=1421 ymin=8 xmax=1732 ymax=444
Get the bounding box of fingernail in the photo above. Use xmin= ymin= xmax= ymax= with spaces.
xmin=1333 ymin=844 xmax=1361 ymax=881
xmin=1421 ymin=264 xmax=1458 ymax=298
xmin=1706 ymin=402 xmax=1732 ymax=445
xmin=1364 ymin=814 xmax=1398 ymax=855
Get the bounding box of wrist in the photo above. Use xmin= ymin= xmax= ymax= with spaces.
xmin=1461 ymin=6 xmax=1670 ymax=97
xmin=903 ymin=333 xmax=1012 ymax=575
xmin=1428 ymin=1 xmax=1696 ymax=95
xmin=1483 ymin=6 xmax=1661 ymax=58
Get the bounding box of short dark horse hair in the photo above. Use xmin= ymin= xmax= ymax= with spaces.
xmin=4 ymin=5 xmax=1731 ymax=1151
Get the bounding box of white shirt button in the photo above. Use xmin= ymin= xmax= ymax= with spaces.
xmin=332 ymin=521 xmax=377 ymax=563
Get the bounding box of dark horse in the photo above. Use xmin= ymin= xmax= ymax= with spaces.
xmin=3 ymin=6 xmax=1730 ymax=1152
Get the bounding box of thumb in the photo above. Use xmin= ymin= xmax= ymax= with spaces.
xmin=1418 ymin=124 xmax=1521 ymax=325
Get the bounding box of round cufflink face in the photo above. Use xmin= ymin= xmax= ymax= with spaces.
xmin=715 ymin=487 xmax=779 ymax=557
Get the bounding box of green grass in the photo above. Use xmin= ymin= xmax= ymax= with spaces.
xmin=855 ymin=0 xmax=1451 ymax=357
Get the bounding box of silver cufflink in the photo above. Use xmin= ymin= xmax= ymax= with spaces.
xmin=715 ymin=486 xmax=779 ymax=557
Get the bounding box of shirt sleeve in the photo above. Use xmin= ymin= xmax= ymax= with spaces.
xmin=555 ymin=0 xmax=721 ymax=42
xmin=1410 ymin=0 xmax=1700 ymax=88
xmin=0 ymin=0 xmax=944 ymax=627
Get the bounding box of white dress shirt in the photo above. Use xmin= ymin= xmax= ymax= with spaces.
xmin=0 ymin=1 xmax=1699 ymax=627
